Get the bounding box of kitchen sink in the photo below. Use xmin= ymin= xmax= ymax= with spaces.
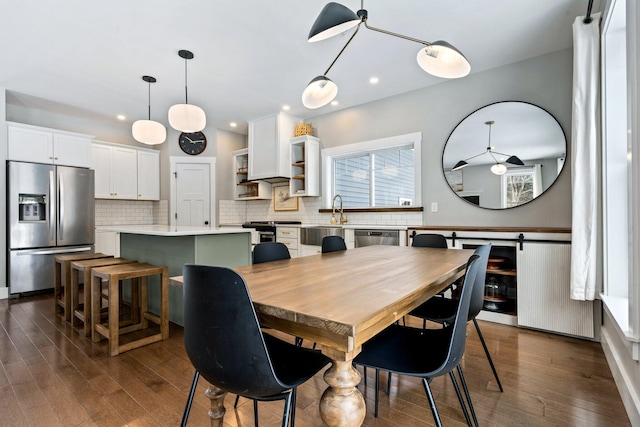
xmin=300 ymin=226 xmax=344 ymax=246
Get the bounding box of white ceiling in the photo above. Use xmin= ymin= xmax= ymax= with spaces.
xmin=0 ymin=0 xmax=600 ymax=135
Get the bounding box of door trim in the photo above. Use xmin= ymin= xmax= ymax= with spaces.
xmin=169 ymin=156 xmax=217 ymax=227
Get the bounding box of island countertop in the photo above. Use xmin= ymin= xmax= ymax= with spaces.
xmin=96 ymin=224 xmax=250 ymax=237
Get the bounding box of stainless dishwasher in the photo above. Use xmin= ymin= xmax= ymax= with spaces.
xmin=354 ymin=229 xmax=400 ymax=247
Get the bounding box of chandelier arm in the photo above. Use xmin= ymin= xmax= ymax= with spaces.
xmin=323 ymin=22 xmax=362 ymax=76
xmin=463 ymin=150 xmax=490 ymax=162
xmin=490 ymin=149 xmax=513 ymax=157
xmin=363 ymin=20 xmax=431 ymax=46
xmin=488 ymin=151 xmax=500 ymax=163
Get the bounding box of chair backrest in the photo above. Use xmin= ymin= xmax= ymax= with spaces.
xmin=468 ymin=244 xmax=491 ymax=320
xmin=440 ymin=254 xmax=481 ymax=374
xmin=182 ymin=264 xmax=288 ymax=397
xmin=253 ymin=242 xmax=291 ymax=264
xmin=322 ymin=235 xmax=347 ymax=253
xmin=412 ymin=233 xmax=448 ymax=248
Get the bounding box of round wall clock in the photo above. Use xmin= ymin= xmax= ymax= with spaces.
xmin=179 ymin=131 xmax=207 ymax=155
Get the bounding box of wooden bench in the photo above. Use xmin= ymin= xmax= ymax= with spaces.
xmin=90 ymin=263 xmax=169 ymax=356
xmin=70 ymin=257 xmax=137 ymax=336
xmin=54 ymin=253 xmax=111 ymax=321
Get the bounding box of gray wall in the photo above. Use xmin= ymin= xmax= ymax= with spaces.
xmin=309 ymin=48 xmax=573 ymax=228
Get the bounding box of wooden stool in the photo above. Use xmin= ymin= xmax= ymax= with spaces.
xmin=54 ymin=252 xmax=111 ymax=321
xmin=70 ymin=257 xmax=137 ymax=336
xmin=91 ymin=263 xmax=169 ymax=356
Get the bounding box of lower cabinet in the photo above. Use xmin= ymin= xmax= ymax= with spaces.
xmin=300 ymin=244 xmax=321 ymax=257
xmin=95 ymin=230 xmax=120 ymax=256
xmin=407 ymin=228 xmax=595 ymax=338
xmin=276 ymin=226 xmax=299 ymax=258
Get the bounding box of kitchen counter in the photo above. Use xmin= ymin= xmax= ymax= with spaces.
xmin=96 ymin=224 xmax=250 ymax=236
xmin=282 ymin=224 xmax=410 ymax=230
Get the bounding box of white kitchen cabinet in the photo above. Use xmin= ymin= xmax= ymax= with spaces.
xmin=408 ymin=227 xmax=595 ymax=338
xmin=290 ymin=135 xmax=320 ymax=197
xmin=300 ymin=244 xmax=322 ymax=257
xmin=137 ymin=149 xmax=160 ymax=200
xmin=92 ymin=142 xmax=138 ymax=199
xmin=7 ymin=122 xmax=93 ymax=167
xmin=276 ymin=226 xmax=299 ymax=258
xmin=233 ymin=148 xmax=271 ymax=200
xmin=248 ymin=112 xmax=300 ymax=180
xmin=95 ymin=230 xmax=120 ymax=256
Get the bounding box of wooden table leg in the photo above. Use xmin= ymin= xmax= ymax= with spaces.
xmin=320 ymin=359 xmax=366 ymax=427
xmin=205 ymin=385 xmax=228 ymax=427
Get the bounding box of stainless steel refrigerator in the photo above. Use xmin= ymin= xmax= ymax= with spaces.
xmin=8 ymin=161 xmax=95 ymax=294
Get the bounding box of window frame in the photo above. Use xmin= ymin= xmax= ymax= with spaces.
xmin=322 ymin=132 xmax=422 ymax=209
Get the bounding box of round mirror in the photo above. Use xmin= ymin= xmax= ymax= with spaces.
xmin=442 ymin=101 xmax=566 ymax=209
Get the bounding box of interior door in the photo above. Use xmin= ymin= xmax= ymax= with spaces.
xmin=175 ymin=162 xmax=211 ymax=227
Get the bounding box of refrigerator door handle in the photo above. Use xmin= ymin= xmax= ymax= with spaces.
xmin=59 ymin=171 xmax=64 ymax=240
xmin=15 ymin=247 xmax=93 ymax=256
xmin=49 ymin=170 xmax=56 ymax=241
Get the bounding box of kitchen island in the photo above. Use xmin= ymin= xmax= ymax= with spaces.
xmin=95 ymin=225 xmax=251 ymax=325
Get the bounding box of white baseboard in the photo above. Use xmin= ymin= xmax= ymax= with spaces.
xmin=0 ymin=287 xmax=8 ymax=300
xmin=601 ymin=325 xmax=640 ymax=426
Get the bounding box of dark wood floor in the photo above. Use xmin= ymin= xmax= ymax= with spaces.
xmin=0 ymin=292 xmax=630 ymax=427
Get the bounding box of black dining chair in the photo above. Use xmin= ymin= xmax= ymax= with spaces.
xmin=412 ymin=233 xmax=448 ymax=248
xmin=409 ymin=243 xmax=502 ymax=393
xmin=253 ymin=242 xmax=291 ymax=264
xmin=181 ymin=265 xmax=330 ymax=427
xmin=321 ymin=235 xmax=347 ymax=253
xmin=354 ymin=254 xmax=482 ymax=426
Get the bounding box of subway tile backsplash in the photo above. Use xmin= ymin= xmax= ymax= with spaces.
xmin=95 ymin=199 xmax=168 ymax=226
xmin=219 ymin=197 xmax=423 ymax=226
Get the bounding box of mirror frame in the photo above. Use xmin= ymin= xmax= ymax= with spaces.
xmin=441 ymin=101 xmax=567 ymax=210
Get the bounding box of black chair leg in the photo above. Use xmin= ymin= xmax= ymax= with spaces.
xmin=456 ymin=365 xmax=479 ymax=427
xmin=234 ymin=394 xmax=240 ymax=408
xmin=295 ymin=337 xmax=303 ymax=346
xmin=386 ymin=372 xmax=392 ymax=395
xmin=422 ymin=378 xmax=443 ymax=427
xmin=290 ymin=388 xmax=298 ymax=427
xmin=181 ymin=370 xmax=200 ymax=427
xmin=473 ymin=318 xmax=503 ymax=392
xmin=374 ymin=369 xmax=380 ymax=418
xmin=254 ymin=400 xmax=259 ymax=427
xmin=448 ymin=371 xmax=472 ymax=427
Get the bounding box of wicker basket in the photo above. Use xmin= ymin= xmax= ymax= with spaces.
xmin=294 ymin=122 xmax=313 ymax=137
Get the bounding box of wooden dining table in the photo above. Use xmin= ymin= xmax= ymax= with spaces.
xmin=171 ymin=245 xmax=473 ymax=427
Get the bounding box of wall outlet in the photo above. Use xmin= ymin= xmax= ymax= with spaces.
xmin=431 ymin=202 xmax=438 ymax=213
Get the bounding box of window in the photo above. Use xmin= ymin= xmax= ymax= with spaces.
xmin=501 ymin=165 xmax=541 ymax=208
xmin=322 ymin=133 xmax=422 ymax=208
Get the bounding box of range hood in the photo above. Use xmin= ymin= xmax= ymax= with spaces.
xmin=255 ymin=176 xmax=290 ymax=184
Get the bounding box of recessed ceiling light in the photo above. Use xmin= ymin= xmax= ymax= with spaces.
xmin=282 ymin=105 xmax=290 ymax=111
xmin=117 ymin=114 xmax=126 ymax=120
xmin=369 ymin=77 xmax=379 ymax=85
xmin=230 ymin=122 xmax=237 ymax=128
xmin=331 ymin=100 xmax=339 ymax=106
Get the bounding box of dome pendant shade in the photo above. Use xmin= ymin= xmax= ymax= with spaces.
xmin=132 ymin=119 xmax=167 ymax=145
xmin=169 ymin=49 xmax=206 ymax=133
xmin=308 ymin=2 xmax=360 ymax=42
xmin=168 ymin=104 xmax=206 ymax=133
xmin=132 ymin=75 xmax=166 ymax=145
xmin=416 ymin=40 xmax=471 ymax=78
xmin=506 ymin=155 xmax=525 ymax=166
xmin=302 ymin=76 xmax=338 ymax=109
xmin=491 ymin=163 xmax=507 ymax=175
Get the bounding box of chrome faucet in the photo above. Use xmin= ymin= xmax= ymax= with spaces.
xmin=331 ymin=194 xmax=348 ymax=224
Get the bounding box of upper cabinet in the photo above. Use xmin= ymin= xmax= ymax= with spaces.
xmin=247 ymin=112 xmax=300 ymax=181
xmin=92 ymin=141 xmax=160 ymax=200
xmin=233 ymin=148 xmax=271 ymax=200
xmin=7 ymin=122 xmax=93 ymax=168
xmin=290 ymin=135 xmax=320 ymax=197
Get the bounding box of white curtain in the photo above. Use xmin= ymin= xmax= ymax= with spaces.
xmin=570 ymin=14 xmax=600 ymax=301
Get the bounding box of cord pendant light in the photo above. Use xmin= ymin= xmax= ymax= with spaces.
xmin=132 ymin=76 xmax=166 ymax=145
xmin=451 ymin=121 xmax=525 ymax=176
xmin=168 ymin=49 xmax=206 ymax=133
xmin=303 ymin=1 xmax=471 ymax=109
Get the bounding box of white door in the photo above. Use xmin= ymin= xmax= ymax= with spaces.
xmin=175 ymin=162 xmax=211 ymax=227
